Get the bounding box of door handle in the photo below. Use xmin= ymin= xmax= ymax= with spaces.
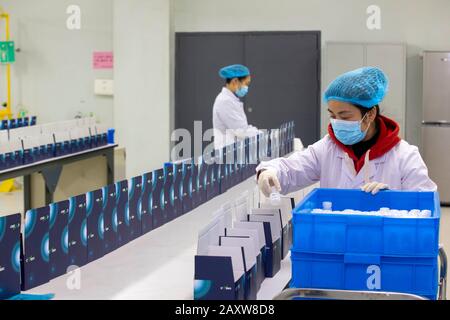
xmin=247 ymin=107 xmax=253 ymax=113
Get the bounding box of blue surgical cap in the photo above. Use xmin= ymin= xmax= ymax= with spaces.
xmin=219 ymin=64 xmax=250 ymax=79
xmin=324 ymin=67 xmax=389 ymax=108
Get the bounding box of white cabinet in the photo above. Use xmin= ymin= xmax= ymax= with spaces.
xmin=323 ymin=42 xmax=406 ymax=138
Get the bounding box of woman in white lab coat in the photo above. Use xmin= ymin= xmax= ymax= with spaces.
xmin=257 ymin=67 xmax=437 ymax=197
xmin=213 ymin=64 xmax=259 ymax=149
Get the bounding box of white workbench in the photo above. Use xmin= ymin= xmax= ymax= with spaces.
xmin=25 ymin=176 xmax=314 ymax=300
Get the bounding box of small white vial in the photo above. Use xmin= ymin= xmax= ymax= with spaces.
xmin=399 ymin=210 xmax=409 ymax=217
xmin=270 ymin=187 xmax=281 ymax=206
xmin=379 ymin=207 xmax=390 ymax=216
xmin=322 ymin=201 xmax=333 ymax=211
xmin=419 ymin=210 xmax=432 ymax=218
xmin=390 ymin=209 xmax=401 ymax=217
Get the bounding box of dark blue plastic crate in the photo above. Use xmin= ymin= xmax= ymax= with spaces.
xmin=292 ymin=189 xmax=440 ymax=257
xmin=291 ymin=250 xmax=438 ymax=300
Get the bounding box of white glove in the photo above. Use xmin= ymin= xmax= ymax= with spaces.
xmin=362 ymin=182 xmax=389 ymax=195
xmin=258 ymin=169 xmax=281 ymax=198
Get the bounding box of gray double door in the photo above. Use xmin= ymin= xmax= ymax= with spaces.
xmin=175 ymin=31 xmax=321 ymax=151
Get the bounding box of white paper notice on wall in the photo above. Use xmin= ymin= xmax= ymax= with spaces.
xmin=95 ymin=79 xmax=114 ymax=96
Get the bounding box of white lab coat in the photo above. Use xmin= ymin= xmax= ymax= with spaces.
xmin=213 ymin=87 xmax=259 ymax=149
xmin=256 ymin=135 xmax=437 ymax=194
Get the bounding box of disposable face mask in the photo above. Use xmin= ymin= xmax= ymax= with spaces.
xmin=330 ymin=114 xmax=369 ymax=145
xmin=235 ymin=85 xmax=249 ymax=98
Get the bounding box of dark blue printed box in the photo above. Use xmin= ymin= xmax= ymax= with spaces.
xmin=49 ymin=200 xmax=69 ymax=279
xmin=0 ymin=214 xmax=21 ymax=299
xmin=141 ymin=172 xmax=154 ymax=234
xmin=163 ymin=165 xmax=177 ymax=222
xmin=206 ymin=162 xmax=219 ymax=201
xmin=115 ymin=180 xmax=129 ymax=248
xmin=173 ymin=163 xmax=184 ymax=218
xmin=128 ymin=176 xmax=143 ymax=242
xmin=226 ymin=145 xmax=236 ymax=188
xmin=103 ymin=184 xmax=118 ymax=254
xmin=219 ymin=147 xmax=229 ymax=193
xmin=86 ymin=189 xmax=105 ymax=263
xmin=152 ymin=169 xmax=165 ymax=229
xmin=196 ymin=160 xmax=207 ymax=207
xmin=182 ymin=161 xmax=193 ymax=214
xmin=194 ymin=256 xmax=245 ymax=300
xmin=68 ymin=195 xmax=87 ymax=268
xmin=191 ymin=161 xmax=202 ymax=209
xmin=22 ymin=207 xmax=50 ymax=290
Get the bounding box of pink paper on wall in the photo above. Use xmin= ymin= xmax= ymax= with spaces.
xmin=93 ymin=52 xmax=114 ymax=69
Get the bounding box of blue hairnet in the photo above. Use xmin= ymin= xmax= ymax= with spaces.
xmin=219 ymin=64 xmax=250 ymax=79
xmin=324 ymin=67 xmax=389 ymax=108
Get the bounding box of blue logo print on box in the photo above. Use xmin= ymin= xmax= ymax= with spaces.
xmin=98 ymin=214 xmax=105 ymax=240
xmin=61 ymin=226 xmax=69 ymax=254
xmin=25 ymin=209 xmax=37 ymax=238
xmin=194 ymin=280 xmax=212 ymax=300
xmin=11 ymin=242 xmax=21 ymax=273
xmin=40 ymin=233 xmax=50 ymax=262
xmin=0 ymin=217 xmax=5 ymax=241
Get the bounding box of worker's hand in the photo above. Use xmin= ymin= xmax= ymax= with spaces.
xmin=258 ymin=169 xmax=281 ymax=198
xmin=362 ymin=182 xmax=389 ymax=195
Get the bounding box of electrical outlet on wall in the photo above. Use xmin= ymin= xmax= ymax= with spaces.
xmin=94 ymin=79 xmax=114 ymax=96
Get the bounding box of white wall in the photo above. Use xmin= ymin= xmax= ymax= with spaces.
xmin=113 ymin=0 xmax=171 ymax=177
xmin=1 ymin=0 xmax=114 ymax=126
xmin=2 ymin=0 xmax=172 ymax=179
xmin=169 ymin=0 xmax=176 ymax=139
xmin=173 ymin=0 xmax=450 ymax=147
xmin=4 ymin=0 xmax=449 ymax=178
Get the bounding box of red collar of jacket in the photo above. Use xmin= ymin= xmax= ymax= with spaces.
xmin=328 ymin=115 xmax=401 ymax=173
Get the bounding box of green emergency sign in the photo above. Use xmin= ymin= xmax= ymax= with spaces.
xmin=0 ymin=41 xmax=15 ymax=64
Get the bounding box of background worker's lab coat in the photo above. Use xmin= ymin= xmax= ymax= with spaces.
xmin=213 ymin=87 xmax=259 ymax=149
xmin=256 ymin=135 xmax=437 ymax=194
